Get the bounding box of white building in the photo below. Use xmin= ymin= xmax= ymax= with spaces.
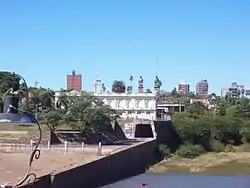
xmin=55 ymin=91 xmax=157 ymax=120
xmin=221 ymin=82 xmax=245 ymax=98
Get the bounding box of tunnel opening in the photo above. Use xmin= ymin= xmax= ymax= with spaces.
xmin=134 ymin=124 xmax=154 ymax=138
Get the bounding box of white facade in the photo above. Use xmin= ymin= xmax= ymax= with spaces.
xmin=221 ymin=83 xmax=246 ymax=98
xmin=55 ymin=91 xmax=157 ymax=120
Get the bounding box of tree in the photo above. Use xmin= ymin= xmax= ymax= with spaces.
xmin=171 ymin=87 xmax=178 ymax=96
xmin=145 ymin=88 xmax=152 ymax=93
xmin=160 ymin=94 xmax=250 ymax=158
xmin=127 ymin=76 xmax=133 ymax=93
xmin=42 ymin=110 xmax=63 ymax=132
xmin=217 ymin=103 xmax=227 ymax=116
xmin=185 ymin=102 xmax=207 ymax=119
xmin=112 ymin=80 xmax=126 ymax=93
xmin=0 ymin=71 xmax=21 ymax=94
xmin=55 ymin=89 xmax=74 ymax=114
xmin=19 ymin=87 xmax=55 ymax=114
xmin=0 ymin=71 xmax=22 ymax=112
xmin=65 ymin=94 xmax=117 ymax=134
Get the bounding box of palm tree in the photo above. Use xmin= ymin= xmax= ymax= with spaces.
xmin=145 ymin=88 xmax=152 ymax=93
xmin=112 ymin=80 xmax=126 ymax=93
xmin=128 ymin=76 xmax=133 ymax=93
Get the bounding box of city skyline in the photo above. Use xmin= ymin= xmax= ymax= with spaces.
xmin=1 ymin=1 xmax=250 ymax=94
xmin=64 ymin=71 xmax=250 ymax=97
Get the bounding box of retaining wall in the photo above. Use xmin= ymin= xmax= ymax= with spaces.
xmin=21 ymin=138 xmax=157 ymax=188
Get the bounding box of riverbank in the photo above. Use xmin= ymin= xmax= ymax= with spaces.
xmin=148 ymin=152 xmax=250 ymax=175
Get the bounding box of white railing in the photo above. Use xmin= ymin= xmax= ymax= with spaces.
xmin=0 ymin=141 xmax=108 ymax=156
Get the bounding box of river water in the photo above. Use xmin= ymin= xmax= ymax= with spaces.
xmin=102 ymin=173 xmax=250 ymax=188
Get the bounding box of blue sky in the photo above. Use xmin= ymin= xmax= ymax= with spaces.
xmin=0 ymin=0 xmax=249 ymax=94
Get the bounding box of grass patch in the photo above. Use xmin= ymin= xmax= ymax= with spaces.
xmin=14 ymin=125 xmax=37 ymax=131
xmin=0 ymin=123 xmax=71 ymax=131
xmin=0 ymin=131 xmax=28 ymax=140
xmin=149 ymin=152 xmax=250 ymax=175
xmin=148 ymin=162 xmax=190 ymax=174
xmin=202 ymin=160 xmax=250 ymax=175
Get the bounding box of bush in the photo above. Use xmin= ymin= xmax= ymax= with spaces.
xmin=158 ymin=144 xmax=171 ymax=158
xmin=176 ymin=144 xmax=205 ymax=158
xmin=224 ymin=144 xmax=235 ymax=152
xmin=240 ymin=123 xmax=250 ymax=144
xmin=210 ymin=140 xmax=225 ymax=152
xmin=172 ymin=112 xmax=248 ymax=149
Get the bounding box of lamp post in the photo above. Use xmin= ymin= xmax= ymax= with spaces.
xmin=0 ymin=71 xmax=42 ymax=187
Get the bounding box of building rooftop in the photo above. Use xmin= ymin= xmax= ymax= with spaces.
xmin=179 ymin=80 xmax=189 ymax=85
xmin=55 ymin=90 xmax=157 ymax=97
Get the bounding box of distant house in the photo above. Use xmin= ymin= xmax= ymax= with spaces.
xmin=190 ymin=98 xmax=210 ymax=106
xmin=190 ymin=98 xmax=215 ymax=109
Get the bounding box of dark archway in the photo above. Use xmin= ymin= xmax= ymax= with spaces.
xmin=134 ymin=124 xmax=154 ymax=138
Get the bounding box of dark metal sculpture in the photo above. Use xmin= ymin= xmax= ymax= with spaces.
xmin=101 ymin=83 xmax=106 ymax=93
xmin=0 ymin=72 xmax=42 ymax=187
xmin=138 ymin=76 xmax=143 ymax=93
xmin=154 ymin=76 xmax=162 ymax=90
xmin=154 ymin=76 xmax=162 ymax=102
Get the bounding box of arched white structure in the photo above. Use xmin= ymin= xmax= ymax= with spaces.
xmin=55 ymin=91 xmax=157 ymax=120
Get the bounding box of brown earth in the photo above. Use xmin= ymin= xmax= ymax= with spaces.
xmin=0 ymin=151 xmax=104 ymax=185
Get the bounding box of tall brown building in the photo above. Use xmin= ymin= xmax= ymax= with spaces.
xmin=67 ymin=70 xmax=82 ymax=91
xmin=196 ymin=79 xmax=208 ymax=97
xmin=178 ymin=81 xmax=190 ymax=94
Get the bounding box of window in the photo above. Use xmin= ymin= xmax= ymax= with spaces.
xmin=126 ymin=100 xmax=130 ymax=108
xmin=116 ymin=100 xmax=120 ymax=108
xmin=145 ymin=100 xmax=149 ymax=108
xmin=136 ymin=100 xmax=140 ymax=108
xmin=107 ymin=100 xmax=112 ymax=105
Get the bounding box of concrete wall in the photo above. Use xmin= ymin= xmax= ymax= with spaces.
xmin=21 ymin=139 xmax=157 ymax=188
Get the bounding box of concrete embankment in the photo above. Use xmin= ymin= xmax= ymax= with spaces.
xmin=20 ymin=138 xmax=157 ymax=188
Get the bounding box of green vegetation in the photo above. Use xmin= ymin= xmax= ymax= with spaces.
xmin=159 ymin=96 xmax=250 ymax=159
xmin=0 ymin=71 xmax=118 ymax=137
xmin=0 ymin=72 xmax=22 ymax=111
xmin=112 ymin=80 xmax=126 ymax=93
xmin=37 ymin=92 xmax=117 ymax=135
xmin=155 ymin=93 xmax=250 ymax=174
xmin=159 ymin=90 xmax=198 ymax=103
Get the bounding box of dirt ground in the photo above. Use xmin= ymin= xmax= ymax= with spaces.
xmin=0 ymin=151 xmax=103 ymax=185
xmin=0 ymin=140 xmax=142 ymax=185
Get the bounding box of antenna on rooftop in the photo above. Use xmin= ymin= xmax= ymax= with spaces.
xmin=93 ymin=72 xmax=102 ymax=93
xmin=95 ymin=72 xmax=100 ymax=80
xmin=156 ymin=56 xmax=158 ymax=77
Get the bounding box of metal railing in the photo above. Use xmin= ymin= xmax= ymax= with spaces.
xmin=0 ymin=141 xmax=118 ymax=154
